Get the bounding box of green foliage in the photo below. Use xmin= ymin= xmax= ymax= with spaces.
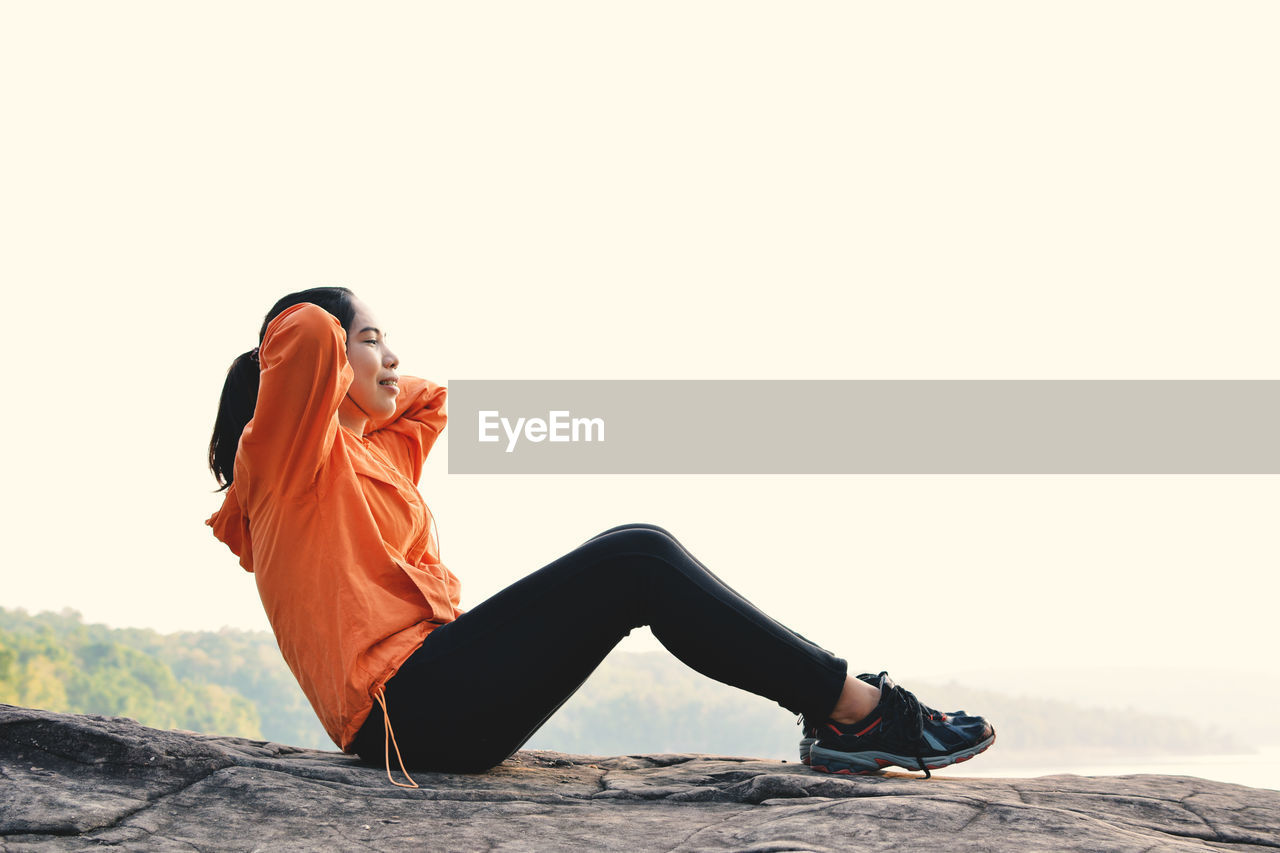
xmin=0 ymin=607 xmax=1249 ymax=763
xmin=0 ymin=607 xmax=329 ymax=749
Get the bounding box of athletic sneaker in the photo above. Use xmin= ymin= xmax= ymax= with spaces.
xmin=805 ymin=672 xmax=995 ymax=778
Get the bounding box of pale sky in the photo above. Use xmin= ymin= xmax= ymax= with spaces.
xmin=1 ymin=2 xmax=1276 ymax=688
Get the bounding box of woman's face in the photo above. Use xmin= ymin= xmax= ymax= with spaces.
xmin=343 ymin=297 xmax=401 ymax=425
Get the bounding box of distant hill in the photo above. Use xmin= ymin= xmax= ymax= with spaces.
xmin=0 ymin=608 xmax=1247 ymax=763
xmin=930 ymin=665 xmax=1280 ymax=749
xmin=524 ymin=652 xmax=1246 ymax=762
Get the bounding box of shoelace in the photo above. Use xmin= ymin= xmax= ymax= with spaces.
xmin=882 ymin=681 xmax=932 ymax=780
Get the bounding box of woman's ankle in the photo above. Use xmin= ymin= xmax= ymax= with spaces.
xmin=828 ymin=674 xmax=882 ymax=725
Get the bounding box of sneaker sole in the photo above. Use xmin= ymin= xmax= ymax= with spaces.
xmin=799 ymin=737 xmax=816 ymax=765
xmin=808 ymin=731 xmax=996 ymax=776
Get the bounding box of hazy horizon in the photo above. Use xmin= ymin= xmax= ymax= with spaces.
xmin=5 ymin=605 xmax=1275 ymax=791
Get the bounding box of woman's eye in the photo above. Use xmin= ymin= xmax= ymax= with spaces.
xmin=363 ymin=339 xmax=379 ymax=346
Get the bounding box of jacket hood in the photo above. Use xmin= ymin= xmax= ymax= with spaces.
xmin=207 ymin=483 xmax=255 ymax=572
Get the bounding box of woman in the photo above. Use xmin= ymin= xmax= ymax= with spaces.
xmin=206 ymin=287 xmax=994 ymax=786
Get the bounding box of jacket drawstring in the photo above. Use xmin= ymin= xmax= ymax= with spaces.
xmin=373 ymin=686 xmax=419 ymax=789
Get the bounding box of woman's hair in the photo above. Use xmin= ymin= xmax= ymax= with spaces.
xmin=208 ymin=286 xmax=358 ymax=490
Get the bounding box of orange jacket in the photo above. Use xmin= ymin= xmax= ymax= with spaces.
xmin=206 ymin=303 xmax=461 ymax=751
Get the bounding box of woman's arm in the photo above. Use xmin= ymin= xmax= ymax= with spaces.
xmin=365 ymin=378 xmax=447 ymax=483
xmin=237 ymin=303 xmax=353 ymax=496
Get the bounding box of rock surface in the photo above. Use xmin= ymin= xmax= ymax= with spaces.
xmin=2 ymin=704 xmax=1278 ymax=852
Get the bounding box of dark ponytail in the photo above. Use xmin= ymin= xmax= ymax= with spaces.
xmin=208 ymin=286 xmax=358 ymax=490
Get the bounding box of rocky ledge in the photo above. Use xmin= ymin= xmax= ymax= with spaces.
xmin=2 ymin=704 xmax=1278 ymax=852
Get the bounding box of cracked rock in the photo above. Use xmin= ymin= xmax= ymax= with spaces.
xmin=2 ymin=704 xmax=1278 ymax=851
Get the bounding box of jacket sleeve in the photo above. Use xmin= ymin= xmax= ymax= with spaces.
xmin=238 ymin=303 xmax=353 ymax=496
xmin=365 ymin=377 xmax=447 ymax=484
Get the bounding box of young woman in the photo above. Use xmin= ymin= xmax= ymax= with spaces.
xmin=207 ymin=287 xmax=994 ymax=786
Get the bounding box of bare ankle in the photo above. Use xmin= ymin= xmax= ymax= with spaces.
xmin=828 ymin=675 xmax=882 ymax=725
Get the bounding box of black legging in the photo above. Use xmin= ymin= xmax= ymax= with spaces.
xmin=352 ymin=523 xmax=849 ymax=772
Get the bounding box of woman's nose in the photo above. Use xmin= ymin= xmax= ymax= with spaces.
xmin=384 ymin=347 xmax=400 ymax=369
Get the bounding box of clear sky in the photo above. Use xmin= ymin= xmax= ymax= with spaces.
xmin=1 ymin=2 xmax=1276 ymax=688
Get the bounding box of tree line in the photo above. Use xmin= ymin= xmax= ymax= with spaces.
xmin=0 ymin=607 xmax=1244 ymax=762
xmin=0 ymin=607 xmax=329 ymax=748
